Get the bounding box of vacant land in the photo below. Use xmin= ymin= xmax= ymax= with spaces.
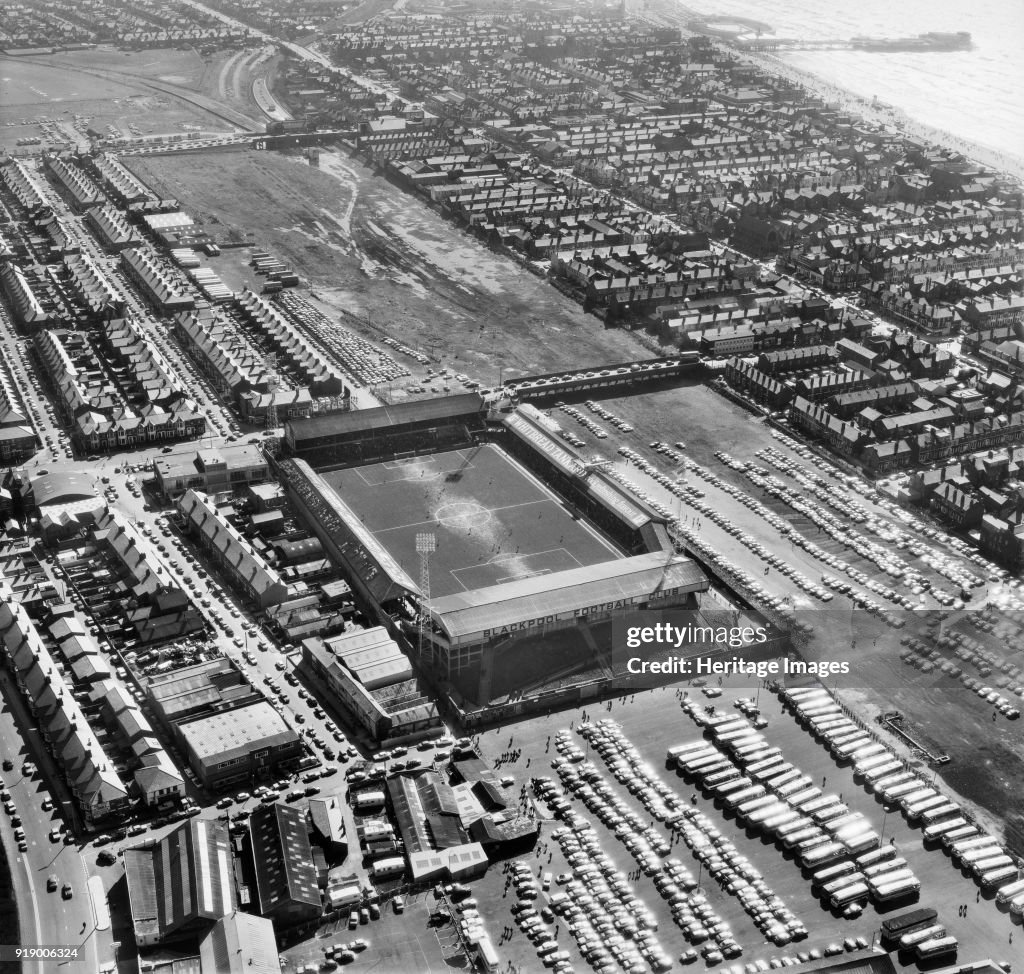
xmin=125 ymin=147 xmax=649 ymax=390
xmin=0 ymin=45 xmax=273 ymax=151
xmin=321 ymin=444 xmax=619 ymax=597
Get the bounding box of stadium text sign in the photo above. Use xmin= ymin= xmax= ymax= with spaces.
xmin=481 ymin=586 xmax=681 ymax=638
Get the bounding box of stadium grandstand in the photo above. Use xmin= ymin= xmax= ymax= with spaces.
xmin=280 ymin=401 xmax=710 ymax=706
xmin=284 ymin=392 xmax=487 ymax=467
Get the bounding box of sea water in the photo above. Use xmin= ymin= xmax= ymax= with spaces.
xmin=681 ymin=0 xmax=1024 ymax=161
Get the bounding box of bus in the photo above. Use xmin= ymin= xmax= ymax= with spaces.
xmin=800 ymin=705 xmax=842 ymax=722
xmin=676 ymin=753 xmax=717 ymax=773
xmin=951 ymin=836 xmax=1001 ymax=860
xmin=716 ymin=728 xmax=759 ymax=748
xmin=774 ymin=817 xmax=813 ymax=841
xmin=856 ymin=845 xmax=897 ymax=869
xmin=970 ymin=855 xmax=1015 ymax=878
xmin=800 ymin=794 xmax=841 ymax=816
xmin=878 ymin=777 xmax=925 ymax=799
xmin=734 ymin=746 xmax=778 ymax=765
xmin=854 ymin=753 xmax=894 ymax=775
xmin=897 ymin=788 xmax=938 ymax=810
xmin=863 ymin=857 xmax=907 ymax=879
xmin=706 ymin=712 xmax=746 ymax=729
xmin=475 ymin=935 xmax=500 ymax=973
xmin=781 ymin=826 xmax=825 ymax=850
xmin=810 ymin=861 xmax=857 ymax=890
xmin=849 ymin=743 xmax=887 ymax=763
xmin=854 ymin=747 xmax=891 ymax=767
xmin=922 ymin=817 xmax=968 ymax=842
xmin=807 ymin=707 xmax=848 ymax=723
xmin=843 ymin=831 xmax=880 ymax=856
xmin=737 ymin=795 xmax=782 ymax=818
xmin=764 ymin=769 xmax=802 ymax=791
xmin=811 ymin=804 xmax=850 ymax=826
xmin=800 ymin=841 xmax=848 ymax=870
xmin=761 ymin=811 xmax=802 ymax=834
xmin=862 ymin=761 xmax=904 ymax=783
xmin=723 ymin=734 xmax=766 ymax=754
xmin=829 ymin=881 xmax=869 ymax=909
xmin=897 ymin=924 xmax=945 ymax=952
xmin=872 ymin=771 xmax=915 ymax=794
xmin=695 ymin=759 xmax=735 ymax=779
xmin=904 ymin=796 xmax=950 ymax=821
xmin=825 ymin=812 xmax=868 ymax=835
xmin=809 ymin=717 xmax=851 ymax=735
xmin=832 ymin=736 xmax=874 ymax=760
xmin=667 ymin=742 xmax=710 ymax=763
xmin=683 ymin=754 xmax=728 ymax=775
xmin=776 ymin=777 xmax=814 ymax=799
xmin=1009 ymin=892 xmax=1024 ymax=919
xmin=748 ymin=759 xmax=790 ymax=781
xmin=873 ymin=875 xmax=921 ymax=903
xmin=705 ymin=767 xmax=743 ymax=790
xmin=722 ymin=785 xmax=766 ymax=809
xmin=826 ymin=728 xmax=867 ymax=748
xmin=788 ymin=787 xmax=824 ymax=809
xmin=821 ymin=872 xmax=865 ymax=898
xmin=717 ymin=727 xmax=761 ymax=745
xmin=880 ymin=907 xmax=938 ymax=946
xmin=716 ymin=777 xmax=756 ymax=798
xmin=940 ymin=826 xmax=980 ymax=849
xmin=995 ymin=878 xmax=1024 ymax=905
xmin=980 ymin=865 xmax=1019 ymax=891
xmin=958 ymin=846 xmax=1007 ymax=870
xmin=918 ymin=802 xmax=961 ymax=826
xmin=744 ymin=754 xmax=788 ymax=774
xmin=880 ymin=781 xmax=927 ymax=803
xmin=914 ymin=936 xmax=957 ymax=962
xmin=746 ymin=802 xmax=790 ymax=826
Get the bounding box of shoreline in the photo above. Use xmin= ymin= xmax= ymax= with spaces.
xmin=648 ymin=0 xmax=1024 ymax=183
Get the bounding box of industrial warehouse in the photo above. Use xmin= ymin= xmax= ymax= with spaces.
xmin=280 ymin=395 xmax=709 ymax=707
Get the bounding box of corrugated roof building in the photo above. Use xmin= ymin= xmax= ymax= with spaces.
xmin=123 ymin=818 xmax=235 ymax=946
xmin=248 ymin=802 xmax=322 ymax=925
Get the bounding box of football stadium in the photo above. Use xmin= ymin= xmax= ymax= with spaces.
xmin=280 ymin=395 xmax=709 ymax=706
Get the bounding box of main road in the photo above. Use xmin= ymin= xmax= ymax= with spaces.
xmin=0 ymin=670 xmax=110 ymax=973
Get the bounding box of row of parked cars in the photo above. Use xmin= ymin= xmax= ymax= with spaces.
xmin=556 ymin=402 xmax=608 ymax=440
xmin=277 ymin=292 xmax=410 ymax=388
xmin=768 ymin=431 xmax=992 ymax=598
xmin=583 ymin=400 xmax=633 ymax=433
xmin=899 ymin=636 xmax=1022 ymax=719
xmin=581 ymin=720 xmax=804 ymax=951
xmin=529 ymin=778 xmax=670 ymax=974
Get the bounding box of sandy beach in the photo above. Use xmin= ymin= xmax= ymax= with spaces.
xmin=648 ymin=0 xmax=1024 ymax=183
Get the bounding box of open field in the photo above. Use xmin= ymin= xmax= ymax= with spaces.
xmin=321 ymin=444 xmax=620 ymax=597
xmin=470 ymin=687 xmax=1021 ymax=973
xmin=124 ymin=147 xmax=650 ymax=389
xmin=0 ymin=45 xmax=272 ymax=152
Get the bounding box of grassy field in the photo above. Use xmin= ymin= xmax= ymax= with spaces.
xmin=124 ymin=146 xmax=650 ymax=390
xmin=321 ymin=444 xmax=619 ymax=598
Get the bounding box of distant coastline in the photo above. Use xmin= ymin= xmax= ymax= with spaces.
xmin=653 ymin=0 xmax=1024 ymax=183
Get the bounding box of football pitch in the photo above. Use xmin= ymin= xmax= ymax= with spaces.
xmin=320 ymin=444 xmax=621 ymax=598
